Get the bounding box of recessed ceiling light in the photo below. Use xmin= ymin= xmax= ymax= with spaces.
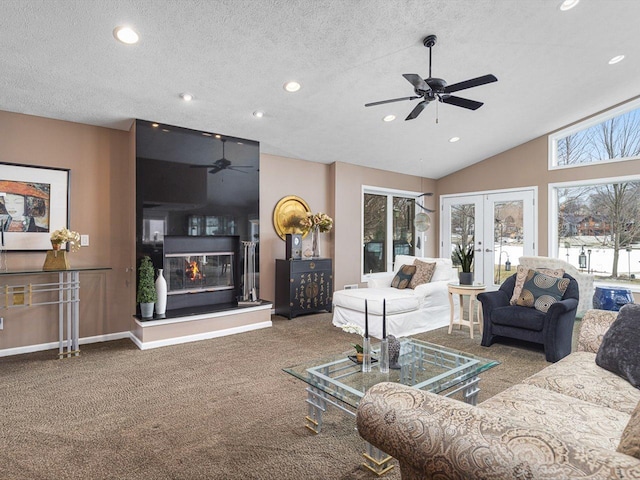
xmin=151 ymin=123 xmax=159 ymax=128
xmin=382 ymin=114 xmax=396 ymax=122
xmin=215 ymin=134 xmax=221 ymax=139
xmin=202 ymin=132 xmax=212 ymax=137
xmin=608 ymin=55 xmax=625 ymax=65
xmin=253 ymin=110 xmax=265 ymax=118
xmin=237 ymin=142 xmax=243 ymax=145
xmin=559 ymin=0 xmax=579 ymax=11
xmin=113 ymin=26 xmax=139 ymax=45
xmin=284 ymin=81 xmax=301 ymax=92
xmin=180 ymin=93 xmax=193 ymax=102
xmin=449 ymin=136 xmax=460 ymax=143
xmin=161 ymin=129 xmax=169 ymax=132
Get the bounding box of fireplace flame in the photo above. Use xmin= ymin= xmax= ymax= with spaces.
xmin=186 ymin=260 xmax=203 ymax=281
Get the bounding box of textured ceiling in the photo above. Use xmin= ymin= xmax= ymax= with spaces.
xmin=1 ymin=0 xmax=639 ymax=179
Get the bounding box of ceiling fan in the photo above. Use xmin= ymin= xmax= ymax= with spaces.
xmin=365 ymin=34 xmax=498 ymax=121
xmin=189 ymin=139 xmax=253 ymax=175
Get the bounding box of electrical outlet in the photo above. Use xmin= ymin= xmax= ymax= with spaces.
xmin=0 ymin=317 xmax=3 ymax=330
xmin=80 ymin=234 xmax=90 ymax=246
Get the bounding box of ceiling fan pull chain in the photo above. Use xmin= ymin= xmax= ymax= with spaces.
xmin=436 ymin=100 xmax=439 ymax=124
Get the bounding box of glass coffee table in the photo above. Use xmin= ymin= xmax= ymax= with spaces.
xmin=283 ymin=338 xmax=499 ymax=475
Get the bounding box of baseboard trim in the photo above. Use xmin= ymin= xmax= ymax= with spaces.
xmin=0 ymin=331 xmax=132 ymax=358
xmin=131 ymin=320 xmax=273 ymax=350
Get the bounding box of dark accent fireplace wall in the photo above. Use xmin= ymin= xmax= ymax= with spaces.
xmin=135 ymin=119 xmax=260 ymax=307
xmin=163 ymin=236 xmax=241 ymax=311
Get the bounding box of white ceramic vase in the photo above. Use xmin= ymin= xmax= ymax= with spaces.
xmin=155 ymin=268 xmax=167 ymax=316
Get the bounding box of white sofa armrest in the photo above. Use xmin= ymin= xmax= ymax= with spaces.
xmin=414 ymin=279 xmax=451 ymax=308
xmin=366 ymin=273 xmax=395 ymax=289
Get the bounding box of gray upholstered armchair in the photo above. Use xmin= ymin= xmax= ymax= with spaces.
xmin=477 ymin=272 xmax=579 ymax=362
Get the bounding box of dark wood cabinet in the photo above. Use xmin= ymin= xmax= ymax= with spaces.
xmin=275 ymin=259 xmax=333 ymax=319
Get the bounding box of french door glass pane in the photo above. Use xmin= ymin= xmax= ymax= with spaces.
xmin=451 ymin=204 xmax=475 ymax=272
xmin=494 ymin=200 xmax=523 ymax=285
xmin=392 ymin=197 xmax=415 ymax=262
xmin=363 ymin=193 xmax=387 ymax=274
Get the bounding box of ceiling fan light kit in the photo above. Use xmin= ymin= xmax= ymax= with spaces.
xmin=365 ymin=34 xmax=498 ymax=121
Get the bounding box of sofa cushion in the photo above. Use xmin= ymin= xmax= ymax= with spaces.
xmin=332 ymin=288 xmax=420 ymax=315
xmin=391 ymin=264 xmax=416 ymax=289
xmin=481 ymin=383 xmax=630 ymax=451
xmin=596 ymin=303 xmax=640 ymax=388
xmin=523 ymin=351 xmax=640 ymax=415
xmin=618 ymin=401 xmax=640 ymax=459
xmin=515 ymin=270 xmax=570 ymax=312
xmin=490 ymin=305 xmax=546 ymax=331
xmin=409 ymin=260 xmax=436 ymax=289
xmin=510 ymin=265 xmax=565 ymax=305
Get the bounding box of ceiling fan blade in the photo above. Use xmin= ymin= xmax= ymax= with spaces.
xmin=402 ymin=74 xmax=430 ymax=92
xmin=190 ymin=164 xmax=214 ymax=168
xmin=365 ymin=96 xmax=419 ymax=107
xmin=226 ymin=167 xmax=249 ymax=173
xmin=405 ymin=101 xmax=428 ymax=121
xmin=208 ymin=167 xmax=223 ymax=174
xmin=443 ymin=74 xmax=497 ymax=94
xmin=440 ymin=95 xmax=484 ymax=110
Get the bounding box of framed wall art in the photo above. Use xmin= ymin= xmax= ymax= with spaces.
xmin=0 ymin=162 xmax=70 ymax=251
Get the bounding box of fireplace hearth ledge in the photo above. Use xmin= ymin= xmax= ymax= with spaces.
xmin=130 ymin=301 xmax=272 ymax=350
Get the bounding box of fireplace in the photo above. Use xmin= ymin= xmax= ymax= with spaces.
xmin=163 ymin=236 xmax=240 ymax=311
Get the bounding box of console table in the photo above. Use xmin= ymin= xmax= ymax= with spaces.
xmin=0 ymin=267 xmax=110 ymax=358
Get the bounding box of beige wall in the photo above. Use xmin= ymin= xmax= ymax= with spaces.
xmin=0 ymin=110 xmax=135 ymax=350
xmin=259 ymin=153 xmax=333 ymax=303
xmin=258 ymin=155 xmax=437 ymax=302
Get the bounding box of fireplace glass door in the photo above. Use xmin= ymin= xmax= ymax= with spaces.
xmin=166 ymin=252 xmax=234 ymax=295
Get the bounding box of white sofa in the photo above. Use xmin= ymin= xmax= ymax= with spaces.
xmin=332 ymin=255 xmax=458 ymax=339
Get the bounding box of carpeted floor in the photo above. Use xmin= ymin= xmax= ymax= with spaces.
xmin=0 ymin=313 xmax=565 ymax=479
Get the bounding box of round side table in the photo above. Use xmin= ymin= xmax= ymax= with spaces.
xmin=447 ymin=283 xmax=486 ymax=339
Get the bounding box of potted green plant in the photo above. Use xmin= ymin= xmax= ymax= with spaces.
xmin=453 ymin=243 xmax=474 ymax=285
xmin=137 ymin=256 xmax=157 ymax=319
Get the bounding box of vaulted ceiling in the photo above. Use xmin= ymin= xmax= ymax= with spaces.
xmin=1 ymin=0 xmax=639 ymax=178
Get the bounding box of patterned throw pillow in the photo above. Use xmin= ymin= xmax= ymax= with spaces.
xmin=391 ymin=264 xmax=417 ymax=289
xmin=515 ymin=270 xmax=570 ymax=312
xmin=409 ymin=260 xmax=436 ymax=289
xmin=618 ymin=400 xmax=640 ymax=459
xmin=510 ymin=265 xmax=565 ymax=305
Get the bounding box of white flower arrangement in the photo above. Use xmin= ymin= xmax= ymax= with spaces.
xmin=50 ymin=227 xmax=81 ymax=252
xmin=341 ymin=323 xmax=364 ymax=353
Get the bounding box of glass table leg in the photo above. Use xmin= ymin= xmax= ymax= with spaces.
xmin=362 ymin=441 xmax=394 ymax=476
xmin=305 ymin=386 xmax=326 ymax=433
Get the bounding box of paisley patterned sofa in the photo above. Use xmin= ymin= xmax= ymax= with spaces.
xmin=356 ymin=308 xmax=640 ymax=479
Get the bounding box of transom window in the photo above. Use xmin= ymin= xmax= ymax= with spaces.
xmin=549 ymin=98 xmax=640 ymax=169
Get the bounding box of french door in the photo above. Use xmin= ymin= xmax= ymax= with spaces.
xmin=441 ymin=188 xmax=536 ymax=289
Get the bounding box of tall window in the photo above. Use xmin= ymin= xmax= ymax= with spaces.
xmin=552 ymin=177 xmax=640 ymax=285
xmin=550 ymin=98 xmax=640 ymax=169
xmin=363 ymin=188 xmax=416 ymax=276
xmin=550 ymin=98 xmax=640 ymax=287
